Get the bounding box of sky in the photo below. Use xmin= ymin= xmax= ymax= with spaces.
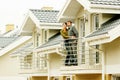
xmin=0 ymin=0 xmax=66 ymax=33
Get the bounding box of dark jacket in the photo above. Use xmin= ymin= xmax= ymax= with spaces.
xmin=68 ymin=26 xmax=78 ymax=38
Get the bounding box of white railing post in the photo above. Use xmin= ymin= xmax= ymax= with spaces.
xmin=102 ymin=51 xmax=105 ymax=80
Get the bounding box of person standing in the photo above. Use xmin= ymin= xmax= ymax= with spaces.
xmin=67 ymin=21 xmax=79 ymax=66
xmin=60 ymin=22 xmax=71 ymax=66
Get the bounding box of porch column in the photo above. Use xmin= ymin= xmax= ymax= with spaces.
xmin=47 ymin=54 xmax=50 ymax=80
xmin=59 ymin=76 xmax=65 ymax=80
xmin=105 ymin=74 xmax=111 ymax=80
xmin=33 ymin=52 xmax=38 ymax=69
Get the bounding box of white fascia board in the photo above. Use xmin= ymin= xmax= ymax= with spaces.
xmin=19 ymin=13 xmax=30 ymax=35
xmin=88 ymin=37 xmax=110 ymax=45
xmin=89 ymin=5 xmax=120 ymax=14
xmin=108 ymin=25 xmax=120 ymax=42
xmin=89 ymin=8 xmax=120 ymax=14
xmin=85 ymin=34 xmax=109 ymax=42
xmin=77 ymin=0 xmax=90 ymax=10
xmin=40 ymin=23 xmax=62 ymax=26
xmin=38 ymin=23 xmax=62 ymax=29
xmin=29 ymin=10 xmax=40 ymax=28
xmin=86 ymin=25 xmax=120 ymax=45
xmin=57 ymin=0 xmax=72 ymax=21
xmin=91 ymin=4 xmax=120 ymax=10
xmin=39 ymin=26 xmax=62 ymax=30
xmin=34 ymin=44 xmax=61 ymax=53
xmin=0 ymin=36 xmax=32 ymax=56
xmin=58 ymin=15 xmax=76 ymax=22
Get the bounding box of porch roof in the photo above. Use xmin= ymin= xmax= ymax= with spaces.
xmin=11 ymin=42 xmax=33 ymax=56
xmin=86 ymin=15 xmax=120 ymax=38
xmin=36 ymin=33 xmax=62 ymax=49
xmin=86 ymin=15 xmax=120 ymax=45
xmin=35 ymin=33 xmax=63 ymax=55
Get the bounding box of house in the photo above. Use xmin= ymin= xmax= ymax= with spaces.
xmin=57 ymin=0 xmax=120 ymax=80
xmin=19 ymin=8 xmax=62 ymax=80
xmin=0 ymin=26 xmax=32 ymax=80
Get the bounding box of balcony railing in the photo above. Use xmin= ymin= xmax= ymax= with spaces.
xmin=19 ymin=53 xmax=47 ymax=73
xmin=60 ymin=38 xmax=103 ymax=71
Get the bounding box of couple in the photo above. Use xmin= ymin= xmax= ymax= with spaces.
xmin=60 ymin=21 xmax=78 ymax=66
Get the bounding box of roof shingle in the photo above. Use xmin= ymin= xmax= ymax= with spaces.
xmin=37 ymin=33 xmax=62 ymax=49
xmin=0 ymin=37 xmax=19 ymax=48
xmin=89 ymin=0 xmax=120 ymax=6
xmin=30 ymin=9 xmax=59 ymax=23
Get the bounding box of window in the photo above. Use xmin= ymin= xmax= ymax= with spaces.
xmin=92 ymin=14 xmax=100 ymax=64
xmin=96 ymin=45 xmax=99 ymax=63
xmin=80 ymin=19 xmax=85 ymax=64
xmin=36 ymin=33 xmax=39 ymax=47
xmin=37 ymin=54 xmax=47 ymax=69
xmin=66 ymin=76 xmax=72 ymax=80
xmin=43 ymin=29 xmax=47 ymax=43
xmin=92 ymin=14 xmax=99 ymax=31
xmin=20 ymin=53 xmax=33 ymax=69
xmin=80 ymin=19 xmax=85 ymax=37
xmin=45 ymin=30 xmax=47 ymax=42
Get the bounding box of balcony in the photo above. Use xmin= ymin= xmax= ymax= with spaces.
xmin=19 ymin=53 xmax=47 ymax=74
xmin=59 ymin=38 xmax=103 ymax=74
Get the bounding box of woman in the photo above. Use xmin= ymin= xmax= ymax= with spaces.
xmin=60 ymin=22 xmax=69 ymax=39
xmin=60 ymin=22 xmax=71 ymax=66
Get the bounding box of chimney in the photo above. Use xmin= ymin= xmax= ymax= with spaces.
xmin=41 ymin=7 xmax=53 ymax=10
xmin=6 ymin=24 xmax=14 ymax=32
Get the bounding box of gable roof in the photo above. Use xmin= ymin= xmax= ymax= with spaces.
xmin=30 ymin=9 xmax=59 ymax=23
xmin=0 ymin=37 xmax=19 ymax=49
xmin=35 ymin=32 xmax=63 ymax=54
xmin=86 ymin=15 xmax=120 ymax=38
xmin=58 ymin=0 xmax=120 ymax=22
xmin=20 ymin=9 xmax=62 ymax=36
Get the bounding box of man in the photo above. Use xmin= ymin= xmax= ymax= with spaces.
xmin=67 ymin=21 xmax=78 ymax=38
xmin=67 ymin=21 xmax=78 ymax=66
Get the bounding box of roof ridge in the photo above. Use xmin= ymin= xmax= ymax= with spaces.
xmin=30 ymin=9 xmax=59 ymax=12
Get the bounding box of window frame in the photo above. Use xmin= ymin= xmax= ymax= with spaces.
xmin=92 ymin=14 xmax=99 ymax=31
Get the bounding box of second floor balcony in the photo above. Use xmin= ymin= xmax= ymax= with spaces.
xmin=59 ymin=38 xmax=103 ymax=74
xmin=35 ymin=35 xmax=103 ymax=74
